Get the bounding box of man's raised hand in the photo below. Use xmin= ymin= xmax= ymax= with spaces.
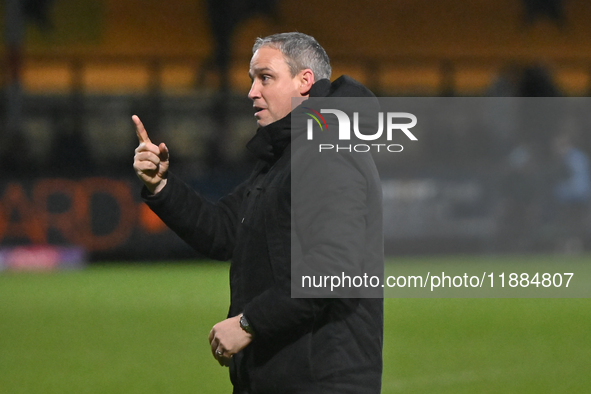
xmin=132 ymin=115 xmax=169 ymax=194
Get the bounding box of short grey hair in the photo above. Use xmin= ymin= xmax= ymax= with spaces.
xmin=253 ymin=32 xmax=332 ymax=81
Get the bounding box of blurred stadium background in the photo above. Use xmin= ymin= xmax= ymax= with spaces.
xmin=1 ymin=0 xmax=591 ymax=393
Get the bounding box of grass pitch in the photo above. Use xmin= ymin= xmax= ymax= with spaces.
xmin=1 ymin=256 xmax=590 ymax=393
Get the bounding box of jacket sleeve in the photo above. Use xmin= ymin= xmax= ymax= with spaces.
xmin=142 ymin=172 xmax=248 ymax=261
xmin=242 ymin=149 xmax=381 ymax=339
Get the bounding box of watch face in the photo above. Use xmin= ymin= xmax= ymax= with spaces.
xmin=240 ymin=315 xmax=253 ymax=334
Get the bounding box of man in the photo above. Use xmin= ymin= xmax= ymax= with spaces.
xmin=133 ymin=32 xmax=383 ymax=393
xmin=552 ymin=131 xmax=591 ymax=252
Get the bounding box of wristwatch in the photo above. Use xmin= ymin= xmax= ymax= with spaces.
xmin=239 ymin=313 xmax=255 ymax=336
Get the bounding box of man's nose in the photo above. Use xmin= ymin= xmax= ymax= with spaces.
xmin=248 ymin=81 xmax=260 ymax=100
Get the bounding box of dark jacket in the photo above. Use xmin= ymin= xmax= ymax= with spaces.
xmin=143 ymin=76 xmax=384 ymax=394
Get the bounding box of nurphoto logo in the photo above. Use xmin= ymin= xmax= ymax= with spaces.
xmin=305 ymin=109 xmax=418 ymax=153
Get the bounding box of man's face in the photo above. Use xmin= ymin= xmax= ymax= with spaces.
xmin=248 ymin=47 xmax=307 ymax=127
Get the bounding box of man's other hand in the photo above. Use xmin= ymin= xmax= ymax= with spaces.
xmin=132 ymin=115 xmax=169 ymax=194
xmin=209 ymin=315 xmax=253 ymax=367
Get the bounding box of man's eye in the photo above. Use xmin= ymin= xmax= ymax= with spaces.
xmin=261 ymin=75 xmax=271 ymax=81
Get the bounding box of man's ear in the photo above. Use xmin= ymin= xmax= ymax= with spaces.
xmin=298 ymin=69 xmax=315 ymax=96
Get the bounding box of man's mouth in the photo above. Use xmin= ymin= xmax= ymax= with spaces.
xmin=254 ymin=106 xmax=266 ymax=117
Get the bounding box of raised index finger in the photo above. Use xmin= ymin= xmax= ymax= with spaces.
xmin=132 ymin=115 xmax=151 ymax=144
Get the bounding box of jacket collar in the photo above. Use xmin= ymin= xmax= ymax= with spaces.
xmin=245 ymin=112 xmax=293 ymax=162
